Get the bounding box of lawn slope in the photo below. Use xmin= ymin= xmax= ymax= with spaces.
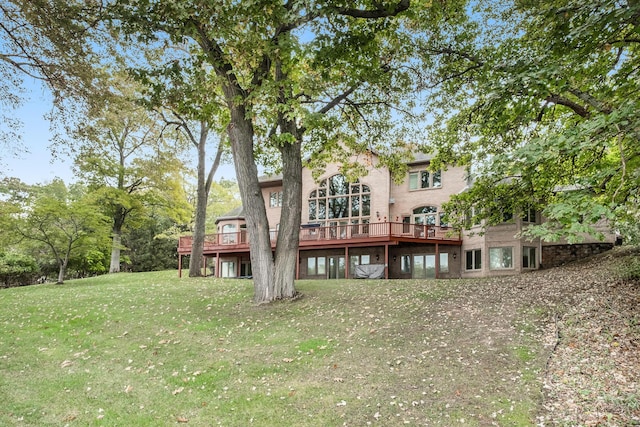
xmin=0 ymin=248 xmax=638 ymax=426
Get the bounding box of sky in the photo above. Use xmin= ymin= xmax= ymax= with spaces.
xmin=4 ymin=79 xmax=236 ymax=185
xmin=4 ymin=82 xmax=73 ymax=185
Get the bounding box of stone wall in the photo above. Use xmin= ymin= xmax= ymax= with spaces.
xmin=541 ymin=243 xmax=614 ymax=269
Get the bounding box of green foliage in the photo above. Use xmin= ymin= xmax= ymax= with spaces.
xmin=68 ymin=248 xmax=110 ymax=277
xmin=123 ymin=212 xmax=183 ymax=272
xmin=0 ymin=1 xmax=109 ymax=151
xmin=0 ymin=178 xmax=111 ymax=283
xmin=0 ymin=252 xmax=38 ymax=287
xmin=205 ymin=179 xmax=242 ymax=233
xmin=425 ymin=0 xmax=640 ymax=242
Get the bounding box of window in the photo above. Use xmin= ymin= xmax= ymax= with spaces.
xmin=489 ymin=247 xmax=513 ymax=270
xmin=494 ymin=197 xmax=513 ymax=222
xmin=439 ymin=212 xmax=449 ymax=228
xmin=465 ymin=249 xmax=482 ymax=271
xmin=409 ymin=169 xmax=442 ymax=190
xmin=307 ymin=257 xmax=326 ymax=276
xmin=522 ymin=207 xmax=536 ymax=223
xmin=432 ymin=170 xmax=442 ymax=188
xmin=349 ymin=254 xmax=371 ymax=276
xmin=221 ymin=224 xmax=237 ymax=244
xmin=269 ymin=191 xmax=283 ymax=207
xmin=440 ymin=253 xmax=449 ymax=273
xmin=465 ymin=206 xmax=481 ymax=227
xmin=269 ymin=223 xmax=279 ymax=240
xmin=523 ymin=246 xmax=537 ymax=269
xmin=413 ymin=206 xmax=438 ymax=226
xmin=240 ymin=261 xmax=252 ymax=277
xmin=308 ymin=175 xmax=370 ymax=227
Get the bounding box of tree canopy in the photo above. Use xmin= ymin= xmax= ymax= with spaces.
xmin=101 ymin=0 xmax=445 ymax=302
xmin=0 ymin=179 xmax=111 ymax=283
xmin=0 ymin=0 xmax=109 ymax=155
xmin=425 ymin=0 xmax=640 ymax=243
xmin=73 ymin=72 xmax=192 ymax=273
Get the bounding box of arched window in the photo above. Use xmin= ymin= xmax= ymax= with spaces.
xmin=308 ymin=175 xmax=371 ymax=225
xmin=412 ymin=206 xmax=438 ymax=226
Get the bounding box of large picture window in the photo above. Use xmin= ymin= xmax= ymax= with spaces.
xmin=412 ymin=254 xmax=436 ymax=279
xmin=307 ymin=257 xmax=326 ymax=276
xmin=221 ymin=261 xmax=236 ymax=278
xmin=489 ymin=247 xmax=513 ymax=270
xmin=308 ymin=175 xmax=370 ymax=227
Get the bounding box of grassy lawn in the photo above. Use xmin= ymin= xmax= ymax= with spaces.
xmin=0 ymin=271 xmax=554 ymax=426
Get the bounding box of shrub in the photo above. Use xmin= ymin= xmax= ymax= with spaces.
xmin=0 ymin=252 xmax=40 ymax=288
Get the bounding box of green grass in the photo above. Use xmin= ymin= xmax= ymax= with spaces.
xmin=0 ymin=271 xmax=549 ymax=426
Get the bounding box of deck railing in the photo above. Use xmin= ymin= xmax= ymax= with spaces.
xmin=178 ymin=222 xmax=460 ymax=253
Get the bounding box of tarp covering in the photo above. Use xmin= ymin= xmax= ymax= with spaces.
xmin=354 ymin=264 xmax=385 ymax=279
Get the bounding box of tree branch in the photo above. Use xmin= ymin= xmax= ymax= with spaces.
xmin=567 ymin=88 xmax=612 ymax=114
xmin=318 ymin=85 xmax=359 ymax=115
xmin=336 ymin=0 xmax=410 ymax=18
xmin=545 ymin=93 xmax=591 ymax=118
xmin=187 ymin=18 xmax=248 ymax=100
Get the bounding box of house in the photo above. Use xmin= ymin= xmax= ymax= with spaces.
xmin=177 ymin=152 xmax=617 ymax=279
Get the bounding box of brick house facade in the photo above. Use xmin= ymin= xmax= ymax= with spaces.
xmin=178 ymin=152 xmax=617 ymax=279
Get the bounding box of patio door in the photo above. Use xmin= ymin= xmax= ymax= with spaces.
xmin=413 ymin=254 xmax=436 ymax=279
xmin=327 ymin=256 xmax=346 ymax=279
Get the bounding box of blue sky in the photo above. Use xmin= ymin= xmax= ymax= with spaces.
xmin=5 ymin=80 xmax=73 ymax=185
xmin=6 ymin=79 xmax=236 ymax=185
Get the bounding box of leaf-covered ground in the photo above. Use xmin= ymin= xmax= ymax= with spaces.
xmin=0 ymin=247 xmax=638 ymax=426
xmin=480 ymin=246 xmax=640 ymax=426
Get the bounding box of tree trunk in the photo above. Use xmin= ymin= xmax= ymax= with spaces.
xmin=109 ymin=232 xmax=121 ymax=273
xmin=273 ymin=141 xmax=302 ymax=299
xmin=57 ymin=257 xmax=68 ymax=284
xmin=227 ymin=114 xmax=275 ymax=303
xmin=189 ymin=124 xmax=209 ymax=277
xmin=109 ymin=210 xmax=126 ymax=273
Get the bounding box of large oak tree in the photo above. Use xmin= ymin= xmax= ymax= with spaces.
xmin=105 ymin=0 xmax=437 ymax=302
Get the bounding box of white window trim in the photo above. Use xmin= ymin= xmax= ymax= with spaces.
xmin=465 ymin=249 xmax=482 ymax=271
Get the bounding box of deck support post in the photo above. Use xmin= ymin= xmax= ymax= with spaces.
xmin=216 ymin=252 xmax=220 ymax=278
xmin=384 ymin=244 xmax=389 ymax=279
xmin=345 ymin=246 xmax=350 ymax=279
xmin=435 ymin=243 xmax=440 ymax=279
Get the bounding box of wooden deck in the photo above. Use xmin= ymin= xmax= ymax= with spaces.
xmin=178 ymin=222 xmax=461 ymax=255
